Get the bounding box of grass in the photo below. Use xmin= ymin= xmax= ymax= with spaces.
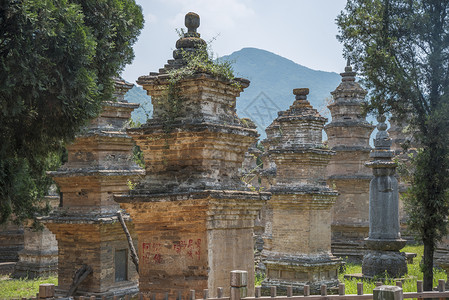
xmin=0 ymin=275 xmax=58 ymax=299
xmin=255 ymin=245 xmax=447 ymax=295
xmin=339 ymin=244 xmax=447 ymax=294
xmin=0 ymin=245 xmax=445 ymax=298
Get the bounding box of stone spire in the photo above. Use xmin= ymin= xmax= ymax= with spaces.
xmin=157 ymin=12 xmax=207 ymax=74
xmin=262 ymin=88 xmax=340 ymax=294
xmin=362 ymin=115 xmax=407 ymax=277
xmin=324 ymin=62 xmax=375 ymax=262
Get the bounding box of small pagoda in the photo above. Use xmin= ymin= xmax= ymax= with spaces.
xmin=324 ymin=61 xmax=374 ymax=261
xmin=262 ymin=88 xmax=340 ymax=294
xmin=42 ymin=79 xmax=144 ymax=297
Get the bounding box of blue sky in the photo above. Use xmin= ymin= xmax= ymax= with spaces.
xmin=121 ymin=0 xmax=348 ymax=83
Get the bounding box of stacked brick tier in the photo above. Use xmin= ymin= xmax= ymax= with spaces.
xmin=324 ymin=62 xmax=374 ymax=262
xmin=42 ymin=78 xmax=144 ymax=297
xmin=115 ymin=12 xmax=268 ymax=299
xmin=262 ymin=88 xmax=340 ymax=294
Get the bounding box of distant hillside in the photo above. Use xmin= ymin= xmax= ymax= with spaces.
xmin=125 ymin=47 xmax=344 ymax=137
xmin=220 ymin=48 xmax=341 ymax=138
xmin=124 ymin=85 xmax=152 ymax=124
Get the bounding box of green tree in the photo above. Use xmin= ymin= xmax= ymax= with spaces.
xmin=337 ymin=0 xmax=449 ymax=290
xmin=0 ymin=0 xmax=143 ymax=225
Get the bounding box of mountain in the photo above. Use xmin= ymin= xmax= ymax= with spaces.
xmin=124 ymin=85 xmax=152 ymax=124
xmin=126 ymin=47 xmax=343 ymax=137
xmin=220 ymin=48 xmax=341 ymax=138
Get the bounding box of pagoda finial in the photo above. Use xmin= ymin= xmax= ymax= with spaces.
xmin=373 ymin=114 xmax=392 ymax=150
xmin=185 ymin=12 xmax=200 ymax=33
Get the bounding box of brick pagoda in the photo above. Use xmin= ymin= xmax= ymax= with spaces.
xmin=115 ymin=12 xmax=269 ymax=299
xmin=324 ymin=62 xmax=374 ymax=262
xmin=42 ymin=79 xmax=144 ymax=297
xmin=262 ymin=88 xmax=340 ymax=294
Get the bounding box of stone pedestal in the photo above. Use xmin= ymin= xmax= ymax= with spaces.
xmin=115 ymin=13 xmax=268 ymax=299
xmin=362 ymin=116 xmax=407 ymax=278
xmin=42 ymin=78 xmax=144 ymax=297
xmin=13 ymin=196 xmax=58 ymax=279
xmin=324 ymin=62 xmax=374 ymax=262
xmin=261 ymin=88 xmax=340 ymax=294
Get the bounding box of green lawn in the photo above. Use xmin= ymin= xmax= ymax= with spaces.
xmin=0 ymin=275 xmax=58 ymax=299
xmin=255 ymin=245 xmax=447 ymax=295
xmin=339 ymin=244 xmax=447 ymax=294
xmin=0 ymin=245 xmax=446 ymax=298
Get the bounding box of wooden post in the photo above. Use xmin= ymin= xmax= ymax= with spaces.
xmin=190 ymin=290 xmax=196 ymax=300
xmin=373 ymin=285 xmax=403 ymax=300
xmin=321 ymin=285 xmax=327 ymax=296
xmin=287 ymin=286 xmax=293 ymax=297
xmin=357 ymin=282 xmax=363 ymax=295
xmin=217 ymin=287 xmax=224 ymax=299
xmin=230 ymin=270 xmax=248 ymax=300
xmin=38 ymin=284 xmax=55 ymax=299
xmin=270 ymin=286 xmax=277 ymax=297
xmin=304 ymin=285 xmax=310 ymax=296
xmin=203 ymin=289 xmax=209 ymax=299
xmin=438 ymin=279 xmax=445 ymax=300
xmin=417 ymin=280 xmax=423 ymax=293
xmin=338 ymin=283 xmax=345 ymax=296
xmin=255 ymin=286 xmax=261 ymax=298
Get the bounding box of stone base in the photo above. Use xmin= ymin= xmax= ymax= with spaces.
xmin=12 ymin=251 xmax=58 ymax=279
xmin=331 ymin=241 xmax=366 ymax=263
xmin=0 ymin=262 xmax=16 ymax=275
xmin=261 ymin=277 xmax=339 ymax=296
xmin=55 ymin=283 xmax=139 ymax=298
xmin=362 ymin=250 xmax=407 ymax=278
xmin=331 ymin=225 xmax=368 ymax=263
xmin=262 ymin=253 xmax=341 ymax=295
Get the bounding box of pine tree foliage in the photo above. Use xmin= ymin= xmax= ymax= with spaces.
xmin=0 ymin=0 xmax=143 ymax=225
xmin=337 ymin=0 xmax=449 ymax=290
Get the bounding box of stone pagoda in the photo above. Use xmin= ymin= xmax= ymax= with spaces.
xmin=42 ymin=78 xmax=144 ymax=297
xmin=115 ymin=12 xmax=269 ymax=299
xmin=324 ymin=61 xmax=374 ymax=262
xmin=362 ymin=115 xmax=407 ymax=278
xmin=261 ymin=88 xmax=340 ymax=294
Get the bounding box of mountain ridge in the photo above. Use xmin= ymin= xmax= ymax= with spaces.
xmin=126 ymin=47 xmax=343 ymax=137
